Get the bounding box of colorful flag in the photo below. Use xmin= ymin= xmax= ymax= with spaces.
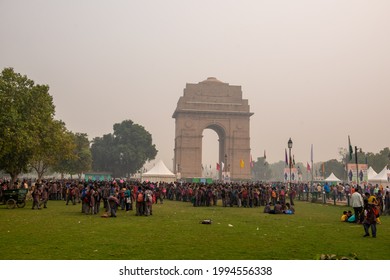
xmin=240 ymin=159 xmax=245 ymax=168
xmin=348 ymin=135 xmax=353 ymax=161
xmin=285 ymin=149 xmax=288 ymax=166
xmin=216 ymin=163 xmax=220 ymax=171
xmin=307 ymin=162 xmax=311 ymax=172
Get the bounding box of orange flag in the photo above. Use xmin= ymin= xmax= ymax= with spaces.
xmin=240 ymin=159 xmax=245 ymax=168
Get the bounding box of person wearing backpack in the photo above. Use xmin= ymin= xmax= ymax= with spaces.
xmin=136 ymin=188 xmax=144 ymax=216
xmin=124 ymin=186 xmax=132 ymax=212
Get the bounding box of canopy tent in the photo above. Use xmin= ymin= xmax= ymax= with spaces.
xmin=324 ymin=173 xmax=341 ymax=182
xmin=142 ymin=160 xmax=176 ymax=183
xmin=367 ymin=166 xmax=378 ymax=181
xmin=369 ymin=166 xmax=389 ymax=185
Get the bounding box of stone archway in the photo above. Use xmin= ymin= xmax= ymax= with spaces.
xmin=172 ymin=77 xmax=253 ymax=180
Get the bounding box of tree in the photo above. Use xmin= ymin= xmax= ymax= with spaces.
xmin=29 ymin=120 xmax=76 ymax=180
xmin=268 ymin=161 xmax=287 ymax=182
xmin=321 ymin=159 xmax=345 ymax=180
xmin=91 ymin=120 xmax=158 ymax=178
xmin=252 ymin=157 xmax=272 ymax=181
xmin=52 ymin=132 xmax=92 ymax=178
xmin=0 ymin=68 xmax=55 ymax=182
xmin=364 ymin=147 xmax=390 ymax=173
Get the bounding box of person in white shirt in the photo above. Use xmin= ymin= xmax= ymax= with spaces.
xmin=351 ymin=187 xmax=364 ymax=223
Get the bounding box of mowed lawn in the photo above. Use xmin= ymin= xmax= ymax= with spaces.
xmin=0 ymin=199 xmax=389 ymax=260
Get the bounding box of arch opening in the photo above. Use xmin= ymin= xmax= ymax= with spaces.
xmin=202 ymin=125 xmax=226 ymax=179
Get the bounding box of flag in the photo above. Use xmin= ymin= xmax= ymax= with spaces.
xmin=322 ymin=162 xmax=325 ymax=177
xmin=307 ymin=162 xmax=311 ymax=172
xmin=264 ymin=150 xmax=266 ymax=160
xmin=240 ymin=159 xmax=244 ymax=169
xmin=250 ymin=155 xmax=254 ymax=168
xmin=348 ymin=135 xmax=353 ymax=161
xmin=292 ymin=155 xmax=295 ymax=167
xmin=216 ymin=163 xmax=220 ymax=171
xmin=285 ymin=149 xmax=288 ymax=166
xmin=221 ymin=162 xmax=225 ymax=171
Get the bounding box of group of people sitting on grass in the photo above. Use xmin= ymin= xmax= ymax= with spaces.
xmin=263 ymin=201 xmax=295 ymax=214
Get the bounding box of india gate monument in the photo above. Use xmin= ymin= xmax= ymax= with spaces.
xmin=172 ymin=77 xmax=253 ymax=180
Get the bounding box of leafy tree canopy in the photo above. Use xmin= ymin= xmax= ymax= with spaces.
xmin=91 ymin=120 xmax=157 ymax=178
xmin=0 ymin=67 xmax=56 ymax=182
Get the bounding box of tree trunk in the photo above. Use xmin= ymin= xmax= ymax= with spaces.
xmin=10 ymin=172 xmax=19 ymax=185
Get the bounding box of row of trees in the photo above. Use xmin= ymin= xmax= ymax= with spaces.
xmin=0 ymin=68 xmax=92 ymax=182
xmin=1 ymin=68 xmax=157 ymax=182
xmin=252 ymin=147 xmax=390 ymax=182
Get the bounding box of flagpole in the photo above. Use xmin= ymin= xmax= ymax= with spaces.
xmin=311 ymin=144 xmax=314 ymax=187
xmin=355 ymin=146 xmax=359 ymax=186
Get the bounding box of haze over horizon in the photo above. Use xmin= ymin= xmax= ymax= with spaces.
xmin=1 ymin=0 xmax=389 ymax=171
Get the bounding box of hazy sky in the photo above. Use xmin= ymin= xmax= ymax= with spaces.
xmin=1 ymin=0 xmax=389 ymax=171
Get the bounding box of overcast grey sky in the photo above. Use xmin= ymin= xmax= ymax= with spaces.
xmin=1 ymin=0 xmax=389 ymax=171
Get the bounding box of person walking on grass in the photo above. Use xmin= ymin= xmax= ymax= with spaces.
xmin=351 ymin=187 xmax=364 ymax=223
xmin=41 ymin=182 xmax=49 ymax=208
xmin=32 ymin=184 xmax=42 ymax=210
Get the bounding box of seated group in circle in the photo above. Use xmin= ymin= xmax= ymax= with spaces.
xmin=263 ymin=201 xmax=295 ymax=214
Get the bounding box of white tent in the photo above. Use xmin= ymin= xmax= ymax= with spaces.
xmin=369 ymin=166 xmax=389 ymax=185
xmin=367 ymin=166 xmax=378 ymax=181
xmin=142 ymin=160 xmax=176 ymax=183
xmin=324 ymin=173 xmax=341 ymax=182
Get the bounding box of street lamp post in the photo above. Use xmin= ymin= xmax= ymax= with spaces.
xmin=288 ymin=138 xmax=293 ymax=191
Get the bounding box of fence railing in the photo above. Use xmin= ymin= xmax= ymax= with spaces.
xmin=296 ymin=191 xmax=350 ymax=206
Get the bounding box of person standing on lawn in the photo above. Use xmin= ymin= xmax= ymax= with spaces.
xmin=32 ymin=184 xmax=42 ymax=210
xmin=351 ymin=187 xmax=364 ymax=223
xmin=363 ymin=202 xmax=377 ymax=238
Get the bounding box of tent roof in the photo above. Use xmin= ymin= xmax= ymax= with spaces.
xmin=324 ymin=172 xmax=341 ymax=182
xmin=370 ymin=166 xmax=389 ymax=182
xmin=367 ymin=166 xmax=378 ymax=180
xmin=143 ymin=160 xmax=175 ymax=177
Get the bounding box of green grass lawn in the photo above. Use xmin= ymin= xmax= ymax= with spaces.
xmin=0 ymin=199 xmax=389 ymax=260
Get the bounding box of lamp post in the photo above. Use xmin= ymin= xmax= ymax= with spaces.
xmin=288 ymin=138 xmax=293 ymax=191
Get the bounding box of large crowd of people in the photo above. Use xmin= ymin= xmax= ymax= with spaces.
xmin=1 ymin=177 xmax=389 ymax=238
xmin=1 ymin=178 xmax=389 ymax=214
